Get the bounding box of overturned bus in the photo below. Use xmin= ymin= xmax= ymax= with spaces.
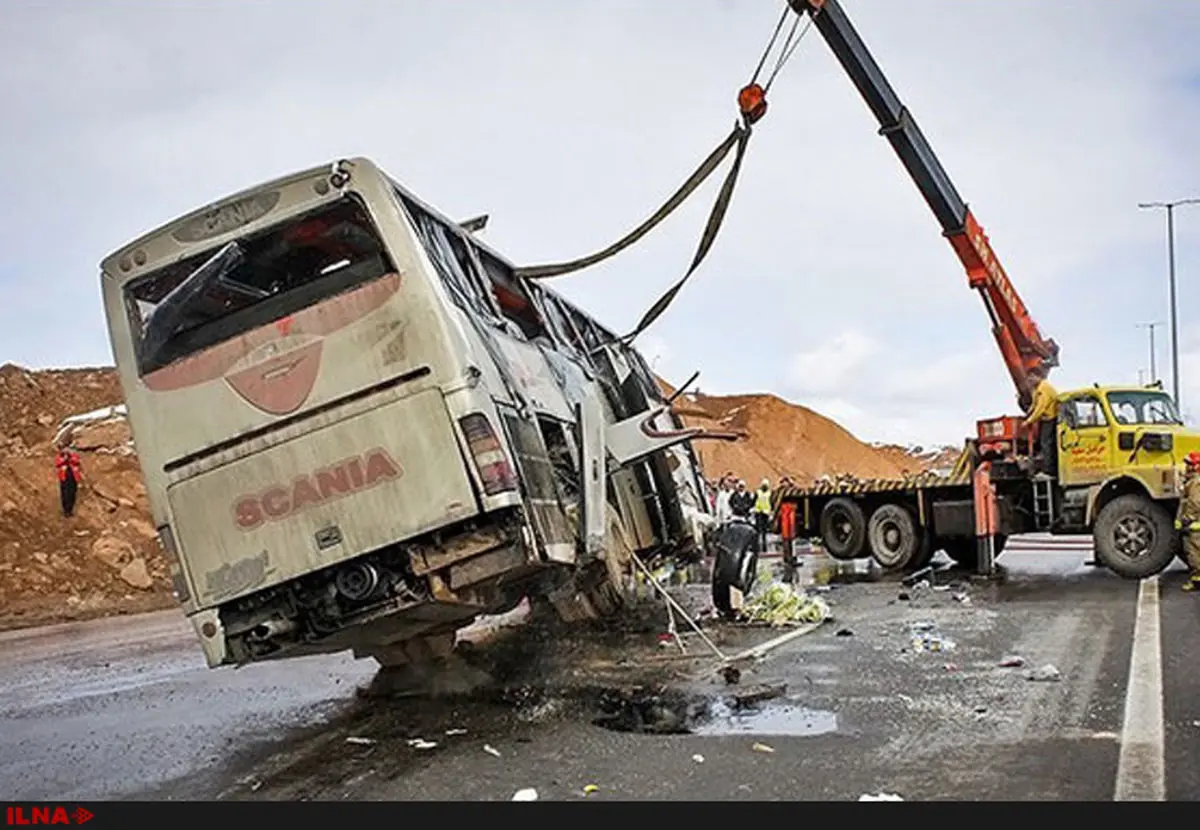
xmin=100 ymin=157 xmax=730 ymax=673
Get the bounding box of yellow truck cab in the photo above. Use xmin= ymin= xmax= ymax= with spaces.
xmin=1053 ymin=384 xmax=1200 ymax=576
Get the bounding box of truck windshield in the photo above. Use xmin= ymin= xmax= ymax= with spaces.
xmin=1106 ymin=391 xmax=1181 ymax=426
xmin=123 ymin=195 xmax=394 ymax=375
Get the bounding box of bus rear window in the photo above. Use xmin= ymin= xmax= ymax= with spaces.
xmin=123 ymin=195 xmax=395 ymax=375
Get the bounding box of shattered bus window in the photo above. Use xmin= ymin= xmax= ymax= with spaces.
xmin=124 ymin=195 xmax=395 ymax=375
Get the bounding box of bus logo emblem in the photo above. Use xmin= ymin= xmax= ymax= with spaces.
xmin=232 ymin=447 xmax=402 ymax=530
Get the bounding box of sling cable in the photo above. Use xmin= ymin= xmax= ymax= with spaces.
xmin=514 ymin=3 xmax=820 ymax=345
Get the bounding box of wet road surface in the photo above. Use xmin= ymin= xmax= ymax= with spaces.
xmin=0 ymin=543 xmax=1195 ymax=801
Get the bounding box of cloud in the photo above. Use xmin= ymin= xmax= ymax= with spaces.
xmin=788 ymin=329 xmax=879 ymax=394
xmin=1 ymin=0 xmax=1199 ymax=451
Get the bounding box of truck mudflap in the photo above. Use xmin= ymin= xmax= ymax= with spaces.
xmin=167 ymin=387 xmax=479 ymax=609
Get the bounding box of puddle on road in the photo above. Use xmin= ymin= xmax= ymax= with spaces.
xmin=591 ymin=687 xmax=838 ymax=738
xmin=690 ymin=698 xmax=838 ymax=737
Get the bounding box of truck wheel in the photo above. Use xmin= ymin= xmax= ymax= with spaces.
xmin=1093 ymin=494 xmax=1176 ymax=579
xmin=907 ymin=531 xmax=936 ymax=571
xmin=819 ymin=498 xmax=867 ymax=561
xmin=942 ymin=535 xmax=1007 ymax=569
xmin=712 ymin=521 xmax=760 ymax=619
xmin=867 ymin=503 xmax=921 ymax=571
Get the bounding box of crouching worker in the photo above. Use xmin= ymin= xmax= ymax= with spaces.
xmin=1177 ymin=451 xmax=1200 ymax=591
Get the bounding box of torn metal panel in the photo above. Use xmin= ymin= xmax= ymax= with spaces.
xmin=606 ymin=405 xmax=739 ymax=467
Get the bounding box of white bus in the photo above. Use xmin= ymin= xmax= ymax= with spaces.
xmin=100 ymin=157 xmax=720 ymax=673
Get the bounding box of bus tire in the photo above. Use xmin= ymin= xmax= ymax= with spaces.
xmin=941 ymin=535 xmax=1008 ymax=569
xmin=1093 ymin=494 xmax=1176 ymax=579
xmin=819 ymin=498 xmax=867 ymax=561
xmin=712 ymin=521 xmax=760 ymax=619
xmin=867 ymin=503 xmax=921 ymax=571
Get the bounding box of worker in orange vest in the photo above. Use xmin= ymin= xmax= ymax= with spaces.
xmin=55 ymin=444 xmax=83 ymax=517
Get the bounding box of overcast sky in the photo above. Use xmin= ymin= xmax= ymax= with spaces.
xmin=3 ymin=0 xmax=1199 ymax=447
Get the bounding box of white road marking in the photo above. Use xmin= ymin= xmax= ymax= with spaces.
xmin=1114 ymin=575 xmax=1165 ymax=801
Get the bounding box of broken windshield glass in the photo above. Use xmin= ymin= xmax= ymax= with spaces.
xmin=123 ymin=195 xmax=395 ymax=375
xmin=138 ymin=241 xmax=246 ymax=369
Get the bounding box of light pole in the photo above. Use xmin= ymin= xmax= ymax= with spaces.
xmin=1138 ymin=198 xmax=1200 ymax=410
xmin=1136 ymin=321 xmax=1162 ymax=384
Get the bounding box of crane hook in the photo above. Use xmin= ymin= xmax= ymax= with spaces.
xmin=738 ymin=83 xmax=768 ymax=125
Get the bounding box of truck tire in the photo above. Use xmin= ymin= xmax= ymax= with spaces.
xmin=941 ymin=535 xmax=1007 ymax=569
xmin=1093 ymin=494 xmax=1176 ymax=579
xmin=712 ymin=520 xmax=760 ymax=619
xmin=907 ymin=531 xmax=936 ymax=571
xmin=819 ymin=498 xmax=867 ymax=561
xmin=867 ymin=503 xmax=922 ymax=571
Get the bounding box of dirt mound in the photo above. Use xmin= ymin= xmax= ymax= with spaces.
xmin=658 ymin=379 xmax=926 ymax=486
xmin=0 ymin=364 xmax=173 ymax=632
xmin=870 ymin=443 xmax=964 ymax=477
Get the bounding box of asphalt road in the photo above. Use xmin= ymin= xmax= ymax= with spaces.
xmin=0 ymin=543 xmax=1195 ymax=802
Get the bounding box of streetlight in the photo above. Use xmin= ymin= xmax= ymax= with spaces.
xmin=1138 ymin=198 xmax=1200 ymax=410
xmin=1136 ymin=321 xmax=1162 ymax=384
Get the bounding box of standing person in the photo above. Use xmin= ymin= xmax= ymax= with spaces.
xmin=729 ymin=479 xmax=754 ymax=519
xmin=55 ymin=443 xmax=82 ymax=518
xmin=715 ymin=478 xmax=733 ymax=524
xmin=1177 ymin=452 xmax=1200 ymax=592
xmin=1022 ymin=367 xmax=1059 ymax=476
xmin=751 ymin=478 xmax=773 ymax=551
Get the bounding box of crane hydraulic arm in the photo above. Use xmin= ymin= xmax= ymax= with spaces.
xmin=788 ymin=0 xmax=1060 ymax=405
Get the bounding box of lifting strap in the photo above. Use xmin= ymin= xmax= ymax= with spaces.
xmin=515 ymin=2 xmax=818 ymax=345
xmin=515 ymin=123 xmax=749 ymax=281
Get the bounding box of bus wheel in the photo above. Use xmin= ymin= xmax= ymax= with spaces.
xmin=942 ymin=535 xmax=1007 ymax=569
xmin=1094 ymin=494 xmax=1176 ymax=579
xmin=712 ymin=521 xmax=760 ymax=619
xmin=819 ymin=498 xmax=867 ymax=561
xmin=867 ymin=503 xmax=921 ymax=571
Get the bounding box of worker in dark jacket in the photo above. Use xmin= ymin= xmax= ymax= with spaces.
xmin=729 ymin=479 xmax=754 ymax=519
xmin=55 ymin=444 xmax=83 ymax=517
xmin=1177 ymin=452 xmax=1200 ymax=591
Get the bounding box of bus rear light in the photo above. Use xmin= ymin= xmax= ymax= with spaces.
xmin=459 ymin=413 xmax=517 ymax=496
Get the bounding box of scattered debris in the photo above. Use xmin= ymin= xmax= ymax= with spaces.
xmin=952 ymin=591 xmax=971 ymax=605
xmin=445 ymin=728 xmax=468 ymax=736
xmin=345 ymin=736 xmax=376 ymax=746
xmin=902 ymin=567 xmax=934 ymax=587
xmin=907 ymin=621 xmax=956 ymax=652
xmin=742 ymin=582 xmax=829 ymax=627
xmin=731 ymin=682 xmax=787 ymax=707
xmin=835 ymin=628 xmax=854 ymax=637
xmin=512 ymin=788 xmax=538 ymax=801
xmin=998 ymin=655 xmax=1025 ymax=668
xmin=582 ymin=784 xmax=599 ymax=796
xmin=932 ymin=585 xmax=950 ymax=593
xmin=897 ymin=693 xmax=913 ymax=706
xmin=483 ymin=744 xmax=502 ymax=758
xmin=692 ymin=754 xmax=706 ymax=763
xmin=944 ymin=663 xmax=958 ymax=672
xmin=407 ymin=738 xmax=438 ymax=750
xmin=859 ymin=792 xmax=904 ymax=801
xmin=1026 ymin=663 xmax=1062 ymax=682
xmin=751 ymin=742 xmax=775 ymax=754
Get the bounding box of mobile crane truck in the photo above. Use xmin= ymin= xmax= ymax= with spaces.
xmin=728 ymin=0 xmax=1200 ymax=588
